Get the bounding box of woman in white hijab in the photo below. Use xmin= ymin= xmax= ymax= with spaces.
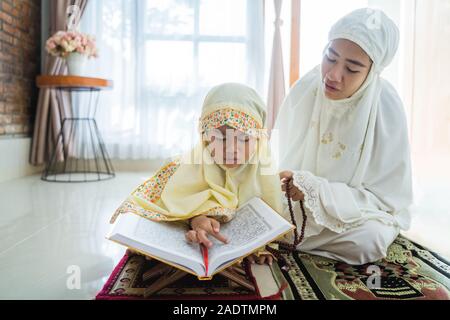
xmin=274 ymin=8 xmax=413 ymax=265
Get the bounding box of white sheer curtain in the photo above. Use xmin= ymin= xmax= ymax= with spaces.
xmin=78 ymin=0 xmax=265 ymax=160
xmin=394 ymin=0 xmax=450 ymax=255
xmin=266 ymin=0 xmax=286 ymax=131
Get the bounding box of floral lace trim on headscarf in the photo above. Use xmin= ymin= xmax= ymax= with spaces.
xmin=199 ymin=107 xmax=263 ymax=137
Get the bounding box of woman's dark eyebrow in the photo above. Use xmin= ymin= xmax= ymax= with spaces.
xmin=346 ymin=58 xmax=367 ymax=68
xmin=328 ymin=47 xmax=340 ymax=57
xmin=329 ymin=47 xmax=368 ymax=68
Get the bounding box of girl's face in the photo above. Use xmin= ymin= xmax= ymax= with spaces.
xmin=321 ymin=39 xmax=373 ymax=100
xmin=204 ymin=125 xmax=257 ymax=169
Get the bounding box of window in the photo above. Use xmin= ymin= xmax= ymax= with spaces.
xmin=79 ymin=0 xmax=264 ymax=159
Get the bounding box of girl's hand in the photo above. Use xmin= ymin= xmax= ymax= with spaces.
xmin=185 ymin=216 xmax=229 ymax=248
xmin=246 ymin=253 xmax=274 ymax=266
xmin=279 ymin=171 xmax=305 ymax=201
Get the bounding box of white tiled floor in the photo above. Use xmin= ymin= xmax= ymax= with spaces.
xmin=0 ymin=172 xmax=149 ymax=300
xmin=0 ymin=172 xmax=449 ymax=300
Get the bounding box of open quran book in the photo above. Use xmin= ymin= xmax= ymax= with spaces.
xmin=107 ymin=197 xmax=294 ymax=279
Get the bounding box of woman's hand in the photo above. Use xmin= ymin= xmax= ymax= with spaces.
xmin=185 ymin=216 xmax=229 ymax=248
xmin=279 ymin=171 xmax=305 ymax=201
xmin=246 ymin=253 xmax=274 ymax=266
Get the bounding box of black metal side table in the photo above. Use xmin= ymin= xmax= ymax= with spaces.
xmin=36 ymin=75 xmax=115 ymax=183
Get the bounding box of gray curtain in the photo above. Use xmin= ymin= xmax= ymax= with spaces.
xmin=30 ymin=0 xmax=89 ymax=166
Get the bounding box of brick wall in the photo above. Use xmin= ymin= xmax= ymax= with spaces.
xmin=0 ymin=0 xmax=41 ymax=137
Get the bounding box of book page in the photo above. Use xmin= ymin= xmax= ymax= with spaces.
xmin=207 ymin=203 xmax=271 ymax=260
xmin=109 ymin=213 xmax=203 ymax=269
xmin=206 ymin=197 xmax=293 ymax=275
xmin=133 ymin=218 xmax=202 ymax=262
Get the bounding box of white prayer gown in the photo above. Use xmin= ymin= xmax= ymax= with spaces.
xmin=273 ymin=8 xmax=413 ymax=265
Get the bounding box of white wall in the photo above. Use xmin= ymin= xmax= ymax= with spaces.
xmin=0 ymin=138 xmax=43 ymax=183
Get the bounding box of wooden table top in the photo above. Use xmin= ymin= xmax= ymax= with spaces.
xmin=36 ymin=75 xmax=113 ymax=90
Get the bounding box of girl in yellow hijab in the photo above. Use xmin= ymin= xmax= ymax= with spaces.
xmin=111 ymin=83 xmax=284 ymax=263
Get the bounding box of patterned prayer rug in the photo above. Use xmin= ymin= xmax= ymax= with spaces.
xmin=96 ymin=235 xmax=450 ymax=300
xmin=95 ymin=253 xmax=278 ymax=300
xmin=265 ymin=235 xmax=450 ymax=300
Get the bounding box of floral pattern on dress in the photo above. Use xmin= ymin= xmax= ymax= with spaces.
xmin=132 ymin=158 xmax=181 ymax=203
xmin=202 ymin=206 xmax=237 ymax=223
xmin=110 ymin=197 xmax=168 ymax=223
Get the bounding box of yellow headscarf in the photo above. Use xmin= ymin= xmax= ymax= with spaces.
xmin=113 ymin=83 xmax=283 ymax=223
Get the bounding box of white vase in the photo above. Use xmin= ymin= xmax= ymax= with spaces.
xmin=66 ymin=52 xmax=88 ymax=76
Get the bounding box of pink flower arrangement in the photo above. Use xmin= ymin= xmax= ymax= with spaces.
xmin=46 ymin=30 xmax=98 ymax=58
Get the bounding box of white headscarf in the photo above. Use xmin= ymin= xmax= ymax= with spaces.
xmin=274 ymin=8 xmax=413 ymax=231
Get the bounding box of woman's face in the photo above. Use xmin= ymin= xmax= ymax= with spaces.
xmin=204 ymin=125 xmax=256 ymax=169
xmin=321 ymin=39 xmax=373 ymax=100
